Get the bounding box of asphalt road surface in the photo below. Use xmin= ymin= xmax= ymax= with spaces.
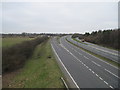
xmin=67 ymin=36 xmax=119 ymax=63
xmin=51 ymin=36 xmax=119 ymax=89
xmin=76 ymin=37 xmax=119 ymax=56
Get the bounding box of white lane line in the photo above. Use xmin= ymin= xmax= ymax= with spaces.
xmin=105 ymin=69 xmax=120 ymax=79
xmin=99 ymin=77 xmax=103 ymax=80
xmin=74 ymin=49 xmax=82 ymax=55
xmin=83 ymin=64 xmax=86 ymax=67
xmin=81 ymin=62 xmax=84 ymax=64
xmin=95 ymin=74 xmax=99 ymax=77
xmin=92 ymin=61 xmax=101 ymax=67
xmin=60 ymin=43 xmax=114 ymax=89
xmin=84 ymin=56 xmax=89 ymax=59
xmin=86 ymin=66 xmax=89 ymax=68
xmin=110 ymin=86 xmax=114 ymax=89
xmin=104 ymin=81 xmax=108 ymax=85
xmin=61 ymin=77 xmax=69 ymax=90
xmin=92 ymin=71 xmax=95 ymax=74
xmin=89 ymin=45 xmax=118 ymax=56
xmin=67 ymin=39 xmax=119 ymax=70
xmin=51 ymin=44 xmax=80 ymax=89
xmin=89 ymin=69 xmax=92 ymax=71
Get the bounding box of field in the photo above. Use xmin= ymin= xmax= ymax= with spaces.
xmin=3 ymin=40 xmax=65 ymax=88
xmin=2 ymin=37 xmax=34 ymax=48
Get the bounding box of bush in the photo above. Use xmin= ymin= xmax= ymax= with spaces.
xmin=84 ymin=29 xmax=119 ymax=50
xmin=2 ymin=36 xmax=49 ymax=74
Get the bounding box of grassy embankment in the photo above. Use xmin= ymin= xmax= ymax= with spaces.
xmin=2 ymin=37 xmax=34 ymax=48
xmin=3 ymin=40 xmax=65 ymax=88
xmin=66 ymin=38 xmax=120 ymax=69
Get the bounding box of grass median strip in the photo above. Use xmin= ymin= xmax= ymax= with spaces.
xmin=72 ymin=38 xmax=88 ymax=45
xmin=57 ymin=36 xmax=60 ymax=44
xmin=66 ymin=38 xmax=120 ymax=69
xmin=4 ymin=40 xmax=65 ymax=88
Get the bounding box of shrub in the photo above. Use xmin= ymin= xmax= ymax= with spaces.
xmin=2 ymin=36 xmax=49 ymax=73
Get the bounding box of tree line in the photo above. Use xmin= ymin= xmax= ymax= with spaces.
xmin=72 ymin=29 xmax=120 ymax=50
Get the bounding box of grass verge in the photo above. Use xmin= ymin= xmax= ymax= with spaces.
xmin=3 ymin=40 xmax=65 ymax=88
xmin=56 ymin=36 xmax=60 ymax=44
xmin=72 ymin=38 xmax=88 ymax=45
xmin=66 ymin=38 xmax=120 ymax=69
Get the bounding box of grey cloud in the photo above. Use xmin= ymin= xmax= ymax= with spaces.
xmin=1 ymin=2 xmax=118 ymax=34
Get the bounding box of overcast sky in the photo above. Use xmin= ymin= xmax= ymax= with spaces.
xmin=1 ymin=2 xmax=118 ymax=34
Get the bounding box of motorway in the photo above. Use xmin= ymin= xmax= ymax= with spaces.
xmin=67 ymin=36 xmax=119 ymax=63
xmin=76 ymin=37 xmax=119 ymax=57
xmin=51 ymin=36 xmax=119 ymax=89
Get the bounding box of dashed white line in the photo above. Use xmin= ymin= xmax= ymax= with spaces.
xmin=83 ymin=64 xmax=86 ymax=67
xmin=74 ymin=49 xmax=82 ymax=55
xmin=92 ymin=61 xmax=101 ymax=67
xmin=86 ymin=66 xmax=89 ymax=68
xmin=92 ymin=71 xmax=95 ymax=74
xmin=84 ymin=56 xmax=89 ymax=59
xmin=66 ymin=39 xmax=119 ymax=70
xmin=104 ymin=81 xmax=108 ymax=85
xmin=60 ymin=43 xmax=114 ymax=89
xmin=105 ymin=69 xmax=120 ymax=79
xmin=95 ymin=74 xmax=99 ymax=77
xmin=99 ymin=77 xmax=103 ymax=80
xmin=89 ymin=69 xmax=92 ymax=71
xmin=110 ymin=86 xmax=114 ymax=89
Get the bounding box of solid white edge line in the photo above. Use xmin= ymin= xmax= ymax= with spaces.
xmin=51 ymin=43 xmax=80 ymax=89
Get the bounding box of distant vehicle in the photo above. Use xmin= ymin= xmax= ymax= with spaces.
xmin=81 ymin=39 xmax=85 ymax=42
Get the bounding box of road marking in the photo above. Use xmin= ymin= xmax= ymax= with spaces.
xmin=95 ymin=74 xmax=99 ymax=77
xmin=51 ymin=44 xmax=80 ymax=89
xmin=74 ymin=49 xmax=82 ymax=55
xmin=92 ymin=71 xmax=95 ymax=74
xmin=61 ymin=77 xmax=69 ymax=90
xmin=104 ymin=81 xmax=108 ymax=85
xmin=105 ymin=69 xmax=120 ymax=79
xmin=60 ymin=43 xmax=114 ymax=89
xmin=89 ymin=45 xmax=118 ymax=56
xmin=92 ymin=61 xmax=101 ymax=67
xmin=99 ymin=77 xmax=103 ymax=80
xmin=66 ymin=39 xmax=119 ymax=70
xmin=84 ymin=56 xmax=89 ymax=59
xmin=110 ymin=86 xmax=114 ymax=89
xmin=83 ymin=64 xmax=86 ymax=66
xmin=86 ymin=66 xmax=88 ymax=68
xmin=66 ymin=40 xmax=120 ymax=81
xmin=89 ymin=69 xmax=92 ymax=71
